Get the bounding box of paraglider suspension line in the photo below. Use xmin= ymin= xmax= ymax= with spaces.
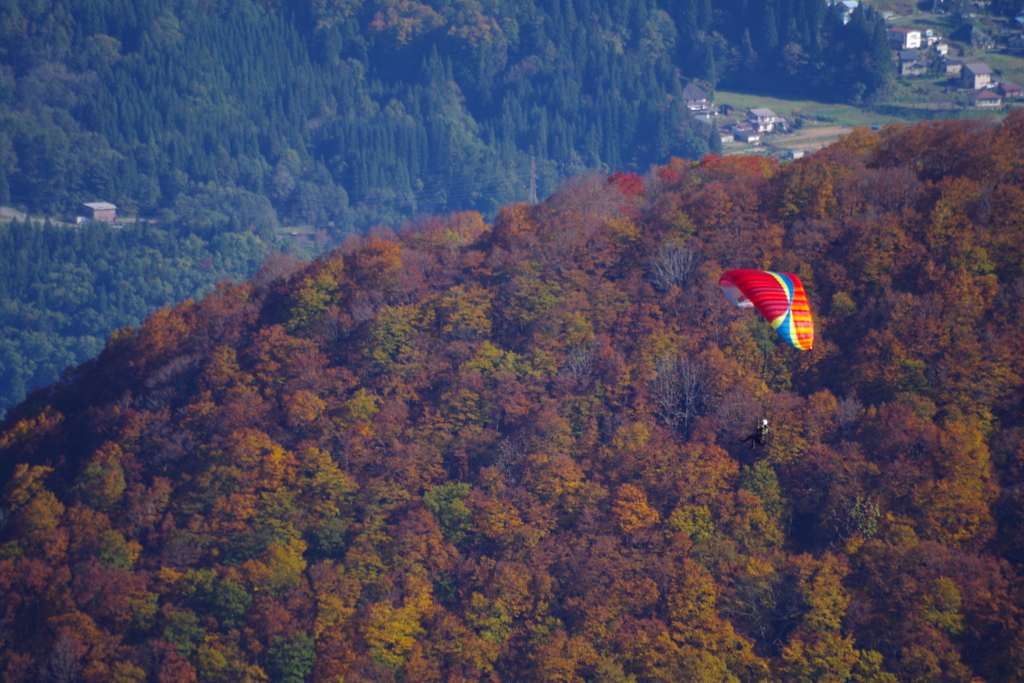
xmin=760 ymin=322 xmax=771 ymax=385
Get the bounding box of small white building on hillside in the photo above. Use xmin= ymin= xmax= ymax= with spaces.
xmin=747 ymin=108 xmax=787 ymax=133
xmin=888 ymin=27 xmax=922 ymax=50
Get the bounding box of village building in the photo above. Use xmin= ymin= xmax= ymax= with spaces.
xmin=734 ymin=127 xmax=761 ymax=143
xmin=949 ymin=23 xmax=994 ymax=49
xmin=899 ymin=50 xmax=926 ymax=77
xmin=682 ymin=82 xmax=712 ymax=112
xmin=836 ymin=0 xmax=858 ymax=24
xmin=937 ymin=57 xmax=964 ymax=75
xmin=888 ymin=27 xmax=922 ymax=50
xmin=998 ymin=81 xmax=1022 ymax=98
xmin=968 ymin=89 xmax=1002 ymax=107
xmin=81 ymin=202 xmax=117 ymax=223
xmin=962 ymin=62 xmax=993 ymax=90
xmin=746 ymin=108 xmax=787 ymax=133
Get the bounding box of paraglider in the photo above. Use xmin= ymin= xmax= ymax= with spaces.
xmin=740 ymin=419 xmax=772 ymax=449
xmin=719 ymin=269 xmax=814 ymax=350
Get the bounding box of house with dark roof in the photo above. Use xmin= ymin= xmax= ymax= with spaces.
xmin=962 ymin=62 xmax=994 ymax=90
xmin=937 ymin=57 xmax=963 ymax=75
xmin=968 ymin=89 xmax=1002 ymax=107
xmin=949 ymin=24 xmax=994 ymax=49
xmin=682 ymin=82 xmax=711 ymax=112
xmin=899 ymin=50 xmax=925 ymax=76
xmin=733 ymin=126 xmax=761 ymax=143
xmin=998 ymin=82 xmax=1022 ymax=99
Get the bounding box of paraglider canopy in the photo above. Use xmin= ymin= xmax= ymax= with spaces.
xmin=719 ymin=269 xmax=814 ymax=350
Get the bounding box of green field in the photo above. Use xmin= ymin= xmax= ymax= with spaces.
xmin=983 ymin=53 xmax=1024 ymax=88
xmin=715 ymin=91 xmax=909 ymax=127
xmin=718 ymin=48 xmax=1024 ymax=129
xmin=866 ymin=0 xmax=920 ymax=16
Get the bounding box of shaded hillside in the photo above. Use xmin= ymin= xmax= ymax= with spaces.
xmin=0 ymin=219 xmax=270 ymax=418
xmin=0 ymin=0 xmax=891 ymax=232
xmin=0 ymin=0 xmax=715 ymax=231
xmin=4 ymin=115 xmax=1024 ymax=682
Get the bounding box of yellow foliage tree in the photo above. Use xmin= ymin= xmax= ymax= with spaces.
xmin=612 ymin=483 xmax=660 ymax=533
xmin=362 ymin=575 xmax=433 ymax=671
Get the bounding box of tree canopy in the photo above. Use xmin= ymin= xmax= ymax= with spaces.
xmin=3 ymin=114 xmax=1024 ymax=681
xmin=0 ymin=0 xmax=890 ymax=233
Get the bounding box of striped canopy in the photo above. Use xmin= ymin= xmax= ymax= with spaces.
xmin=719 ymin=269 xmax=814 ymax=350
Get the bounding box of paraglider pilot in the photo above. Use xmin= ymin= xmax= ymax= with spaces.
xmin=741 ymin=419 xmax=772 ymax=449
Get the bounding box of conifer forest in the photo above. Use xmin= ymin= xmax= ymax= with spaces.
xmin=1 ymin=0 xmax=893 ymax=227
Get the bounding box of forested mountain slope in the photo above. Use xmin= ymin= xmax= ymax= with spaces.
xmin=3 ymin=115 xmax=1024 ymax=681
xmin=0 ymin=218 xmax=270 ymax=418
xmin=1 ymin=0 xmax=891 ymax=232
xmin=0 ymin=0 xmax=895 ymax=417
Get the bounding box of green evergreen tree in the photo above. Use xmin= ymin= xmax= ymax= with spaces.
xmin=765 ymin=2 xmax=781 ymax=50
xmin=266 ymin=633 xmax=316 ymax=683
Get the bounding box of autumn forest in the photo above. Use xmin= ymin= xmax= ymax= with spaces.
xmin=3 ymin=115 xmax=1024 ymax=682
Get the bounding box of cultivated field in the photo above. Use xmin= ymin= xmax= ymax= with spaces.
xmin=770 ymin=126 xmax=856 ymax=151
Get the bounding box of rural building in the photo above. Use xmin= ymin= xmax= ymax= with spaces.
xmin=734 ymin=128 xmax=761 ymax=143
xmin=935 ymin=42 xmax=949 ymax=56
xmin=899 ymin=51 xmax=926 ymax=76
xmin=1 ymin=207 xmax=27 ymax=222
xmin=937 ymin=57 xmax=963 ymax=75
xmin=920 ymin=29 xmax=943 ymax=47
xmin=962 ymin=62 xmax=993 ymax=89
xmin=682 ymin=82 xmax=712 ymax=112
xmin=888 ymin=27 xmax=922 ymax=50
xmin=968 ymin=89 xmax=1002 ymax=107
xmin=718 ymin=128 xmax=735 ymax=144
xmin=82 ymin=202 xmax=117 ymax=223
xmin=949 ymin=24 xmax=994 ymax=49
xmin=998 ymin=82 xmax=1022 ymax=98
xmin=836 ymin=0 xmax=858 ymax=24
xmin=746 ymin=108 xmax=787 ymax=133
